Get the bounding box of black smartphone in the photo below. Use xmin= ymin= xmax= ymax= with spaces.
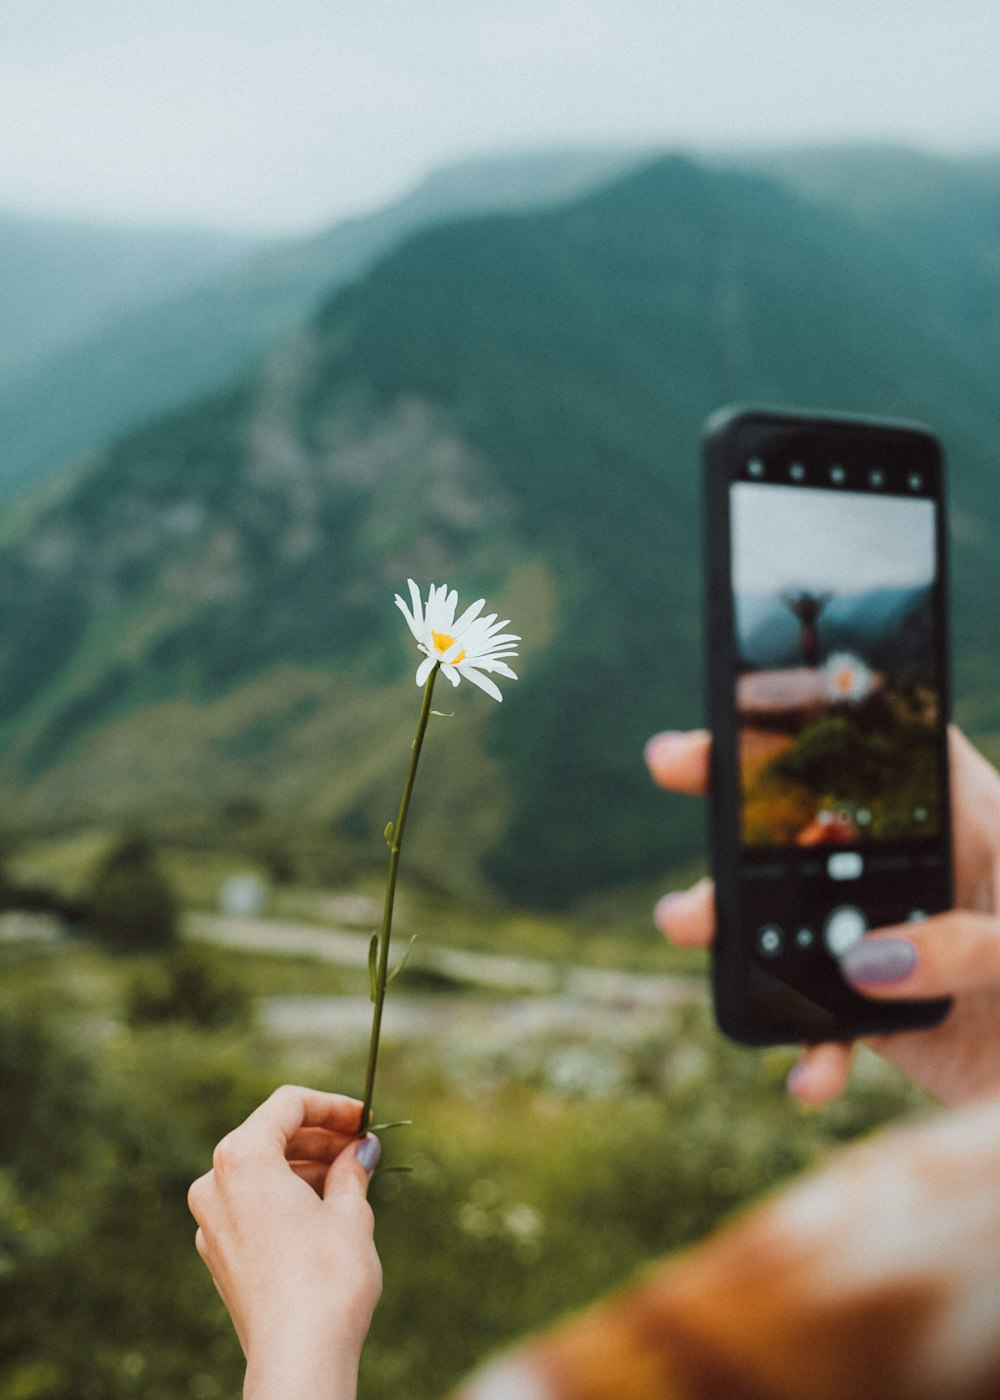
xmin=703 ymin=406 xmax=953 ymax=1045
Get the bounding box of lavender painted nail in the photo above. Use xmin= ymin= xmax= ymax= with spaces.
xmin=355 ymin=1134 xmax=382 ymax=1174
xmin=841 ymin=937 xmax=917 ymax=986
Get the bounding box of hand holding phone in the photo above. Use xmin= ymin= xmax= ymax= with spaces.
xmin=702 ymin=407 xmax=953 ymax=1046
xmin=648 ymin=724 xmax=1000 ymax=1108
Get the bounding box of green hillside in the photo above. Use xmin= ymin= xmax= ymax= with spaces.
xmin=0 ymin=151 xmax=640 ymax=499
xmin=2 ymin=153 xmax=1000 ymax=906
xmin=723 ymin=144 xmax=1000 ymax=363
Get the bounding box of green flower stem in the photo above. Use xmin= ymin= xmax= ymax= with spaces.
xmin=359 ymin=664 xmax=439 ymax=1135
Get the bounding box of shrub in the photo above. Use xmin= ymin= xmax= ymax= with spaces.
xmin=88 ymin=833 xmax=179 ymax=952
xmin=127 ymin=946 xmax=252 ymax=1030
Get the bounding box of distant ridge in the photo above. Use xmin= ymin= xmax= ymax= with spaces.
xmin=0 ymin=209 xmax=263 ymax=393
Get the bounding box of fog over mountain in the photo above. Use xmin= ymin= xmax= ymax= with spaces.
xmin=0 ymin=210 xmax=262 ymax=393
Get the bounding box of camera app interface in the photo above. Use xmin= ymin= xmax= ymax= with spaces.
xmin=730 ymin=480 xmax=942 ymax=849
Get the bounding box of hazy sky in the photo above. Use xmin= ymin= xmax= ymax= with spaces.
xmin=732 ymin=485 xmax=936 ymax=596
xmin=3 ymin=0 xmax=999 ymax=232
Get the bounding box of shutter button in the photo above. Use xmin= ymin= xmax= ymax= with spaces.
xmin=823 ymin=905 xmax=868 ymax=958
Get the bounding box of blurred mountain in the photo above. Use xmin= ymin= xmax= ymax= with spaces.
xmin=726 ymin=143 xmax=1000 ymax=217
xmin=0 ymin=150 xmax=642 ymax=499
xmin=722 ymin=144 xmax=1000 ymax=360
xmin=738 ymin=587 xmax=932 ymax=671
xmin=0 ymin=210 xmax=263 ymax=393
xmin=1 ymin=153 xmax=1000 ymax=905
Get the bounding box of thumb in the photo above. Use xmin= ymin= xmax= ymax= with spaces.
xmin=324 ymin=1133 xmax=381 ymax=1200
xmin=320 ymin=1135 xmax=384 ymax=1327
xmin=840 ymin=910 xmax=1000 ymax=999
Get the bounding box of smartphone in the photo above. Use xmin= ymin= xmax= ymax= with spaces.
xmin=703 ymin=406 xmax=953 ymax=1045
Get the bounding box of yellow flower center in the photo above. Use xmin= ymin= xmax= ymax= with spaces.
xmin=432 ymin=630 xmax=465 ymax=663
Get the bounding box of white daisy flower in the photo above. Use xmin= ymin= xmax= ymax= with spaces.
xmin=823 ymin=650 xmax=874 ymax=705
xmin=394 ymin=579 xmax=520 ymax=702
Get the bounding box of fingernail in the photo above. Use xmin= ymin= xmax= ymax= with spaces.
xmin=355 ymin=1134 xmax=381 ymax=1174
xmin=644 ymin=731 xmax=682 ymax=766
xmin=654 ymin=891 xmax=688 ymax=933
xmin=841 ymin=937 xmax=917 ymax=986
xmin=786 ymin=1061 xmax=809 ymax=1097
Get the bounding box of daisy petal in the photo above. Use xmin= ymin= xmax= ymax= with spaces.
xmin=452 ymin=597 xmax=487 ymax=635
xmin=441 ymin=664 xmax=462 ymax=687
xmin=395 ymin=595 xmax=423 ymax=643
xmin=427 ymin=585 xmax=458 ymax=635
xmin=396 ymin=578 xmax=424 ymax=629
xmin=422 ymin=583 xmax=441 ymax=621
xmin=415 ymin=656 xmax=436 ymax=686
xmin=458 ymin=667 xmax=504 ymax=702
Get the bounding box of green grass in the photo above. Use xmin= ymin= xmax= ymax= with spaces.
xmin=186 ymin=941 xmax=361 ymax=998
xmin=6 ymin=823 xmax=707 ymax=977
xmin=0 ymin=903 xmax=926 ymax=1400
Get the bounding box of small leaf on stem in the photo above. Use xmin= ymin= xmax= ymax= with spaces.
xmin=367 ymin=932 xmax=379 ymax=1003
xmin=387 ymin=933 xmax=418 ymax=985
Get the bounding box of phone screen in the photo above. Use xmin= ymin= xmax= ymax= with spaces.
xmin=731 ymin=479 xmax=945 ymax=851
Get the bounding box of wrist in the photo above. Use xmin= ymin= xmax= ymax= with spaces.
xmin=243 ymin=1322 xmax=364 ymax=1400
xmin=245 ymin=1350 xmax=361 ymax=1400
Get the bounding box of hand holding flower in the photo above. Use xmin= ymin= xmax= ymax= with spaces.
xmin=187 ymin=1086 xmax=382 ymax=1400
